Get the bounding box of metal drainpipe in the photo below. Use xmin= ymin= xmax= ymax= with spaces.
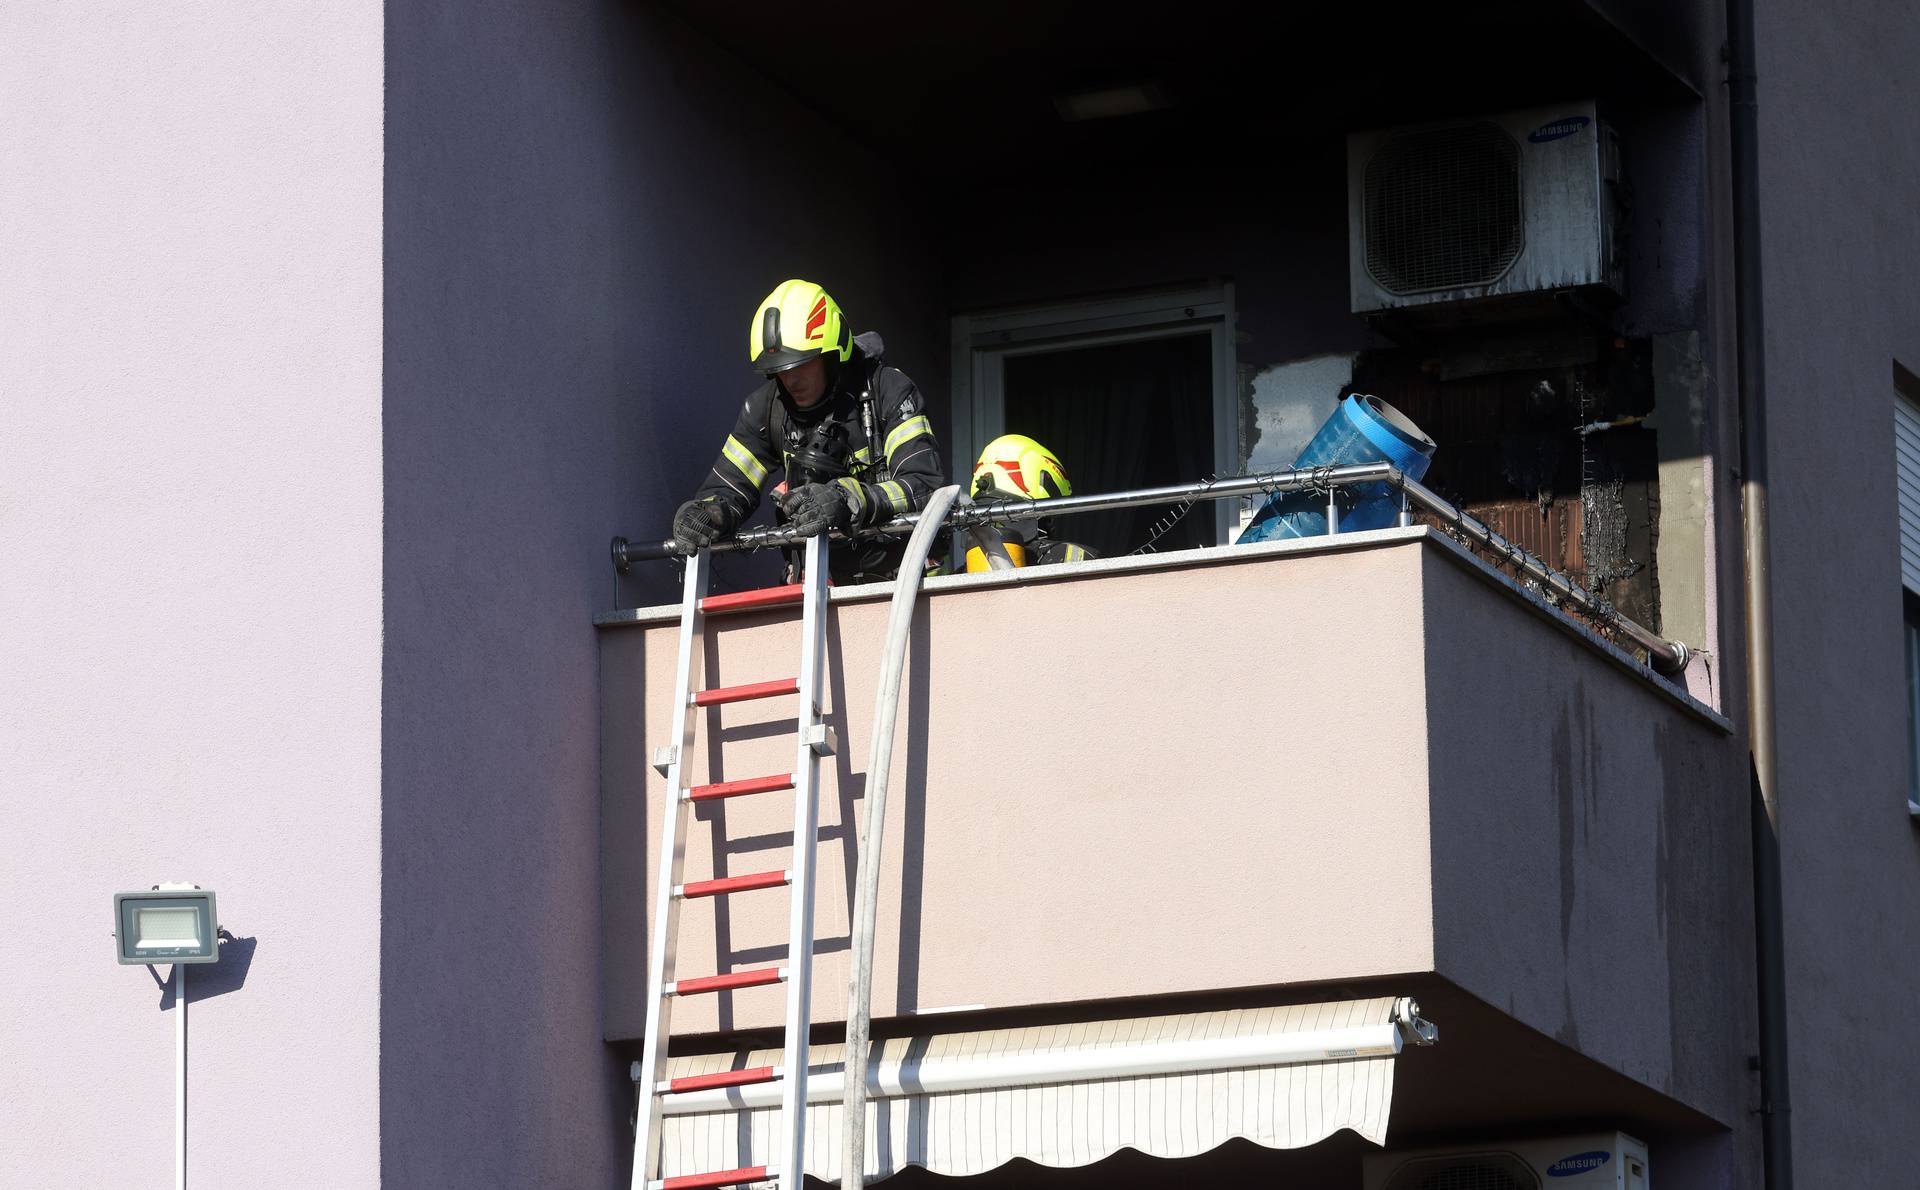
xmin=1727 ymin=0 xmax=1793 ymax=1184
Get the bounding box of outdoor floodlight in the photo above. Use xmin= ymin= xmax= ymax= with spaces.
xmin=116 ymin=883 xmax=221 ymax=1190
xmin=114 ymin=885 xmax=219 ymax=965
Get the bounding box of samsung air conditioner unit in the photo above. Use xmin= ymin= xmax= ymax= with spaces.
xmin=1348 ymin=101 xmax=1625 ymax=315
xmin=1362 ymin=1131 xmax=1649 ymax=1190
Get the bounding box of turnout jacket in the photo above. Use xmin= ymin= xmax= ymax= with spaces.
xmin=993 ymin=516 xmax=1098 ymax=566
xmin=694 ymin=331 xmax=943 ymax=579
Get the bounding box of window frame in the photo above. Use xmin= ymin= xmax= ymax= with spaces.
xmin=949 ymin=284 xmax=1239 ymax=545
xmin=1896 ymin=360 xmax=1920 ymax=818
xmin=1904 ymin=588 xmax=1920 ymax=816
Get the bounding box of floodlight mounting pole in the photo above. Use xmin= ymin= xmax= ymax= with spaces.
xmin=176 ymin=963 xmax=187 ymax=1190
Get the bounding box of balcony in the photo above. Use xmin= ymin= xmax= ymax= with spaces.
xmin=597 ymin=526 xmax=1748 ymax=1141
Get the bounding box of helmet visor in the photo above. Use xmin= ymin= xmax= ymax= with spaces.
xmin=755 ymin=346 xmax=823 ymax=376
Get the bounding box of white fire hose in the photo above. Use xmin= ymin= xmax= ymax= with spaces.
xmin=840 ymin=484 xmax=959 ymax=1188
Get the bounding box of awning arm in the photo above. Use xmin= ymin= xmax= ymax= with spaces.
xmin=1393 ymin=996 xmax=1438 ymax=1046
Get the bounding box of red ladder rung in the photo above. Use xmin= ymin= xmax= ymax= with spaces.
xmin=670 ymin=967 xmax=784 ymax=996
xmin=664 ymin=1065 xmax=779 ymax=1094
xmin=699 ymin=584 xmax=805 ymax=615
xmin=687 ymin=773 xmax=794 ymax=803
xmin=679 ymin=870 xmax=790 ymax=899
xmin=661 ymin=1167 xmax=772 ymax=1190
xmin=693 ymin=678 xmax=798 ymax=707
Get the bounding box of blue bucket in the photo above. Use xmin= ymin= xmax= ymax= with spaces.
xmin=1239 ymin=394 xmax=1435 ymax=543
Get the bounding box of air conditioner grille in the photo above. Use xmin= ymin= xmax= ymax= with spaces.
xmin=1382 ymin=1153 xmax=1541 ymax=1190
xmin=1364 ymin=122 xmax=1523 ymax=295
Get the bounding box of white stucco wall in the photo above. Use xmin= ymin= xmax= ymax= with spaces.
xmin=0 ymin=7 xmax=383 ymax=1188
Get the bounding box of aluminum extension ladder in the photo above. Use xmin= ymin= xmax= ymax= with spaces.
xmin=629 ymin=533 xmax=833 ymax=1190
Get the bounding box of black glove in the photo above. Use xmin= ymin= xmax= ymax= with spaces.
xmin=672 ymin=497 xmax=736 ymax=551
xmin=779 ymin=481 xmax=858 ymax=537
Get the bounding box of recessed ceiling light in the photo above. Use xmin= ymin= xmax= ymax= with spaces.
xmin=1054 ymin=83 xmax=1171 ymax=122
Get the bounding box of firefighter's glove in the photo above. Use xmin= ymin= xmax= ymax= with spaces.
xmin=779 ymin=480 xmax=866 ymax=538
xmin=672 ymin=497 xmax=736 ymax=552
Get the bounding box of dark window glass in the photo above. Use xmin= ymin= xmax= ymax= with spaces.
xmin=1001 ymin=333 xmax=1214 ymax=558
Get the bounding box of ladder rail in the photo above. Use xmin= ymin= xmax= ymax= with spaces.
xmin=776 ymin=533 xmax=829 ymax=1190
xmin=630 ymin=549 xmax=710 ymax=1190
xmin=630 ymin=538 xmax=834 ymax=1190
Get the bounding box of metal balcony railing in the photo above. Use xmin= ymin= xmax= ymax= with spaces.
xmin=612 ymin=462 xmax=1689 ymax=675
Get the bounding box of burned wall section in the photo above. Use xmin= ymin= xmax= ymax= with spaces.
xmin=1353 ymin=334 xmax=1662 ymax=632
xmin=942 ymin=103 xmax=1702 ymax=637
xmin=1345 ymin=94 xmax=1717 ymax=647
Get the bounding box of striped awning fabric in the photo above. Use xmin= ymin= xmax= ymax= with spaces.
xmin=658 ymin=996 xmax=1419 ymax=1182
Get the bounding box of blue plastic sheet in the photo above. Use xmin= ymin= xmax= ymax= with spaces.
xmin=1239 ymin=394 xmax=1436 ymax=543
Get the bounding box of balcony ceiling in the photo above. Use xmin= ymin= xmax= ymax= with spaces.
xmin=663 ymin=0 xmax=1698 ymax=186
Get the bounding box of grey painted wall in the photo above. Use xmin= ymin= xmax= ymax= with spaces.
xmin=1422 ymin=553 xmax=1758 ymax=1179
xmin=942 ymin=96 xmax=1719 ymax=508
xmin=381 ymin=3 xmax=943 ymax=1185
xmin=1752 ymin=0 xmax=1920 ymax=1181
xmin=945 ymin=136 xmax=1365 ymax=382
xmin=1601 ymin=0 xmax=1920 ymax=1180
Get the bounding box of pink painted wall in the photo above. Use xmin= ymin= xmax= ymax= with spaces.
xmin=602 ymin=540 xmax=1438 ymax=1041
xmin=0 ymin=7 xmax=383 ymax=1188
xmin=1421 ymin=552 xmax=1755 ymax=1142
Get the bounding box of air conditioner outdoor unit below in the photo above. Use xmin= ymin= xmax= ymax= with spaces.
xmin=1348 ymin=101 xmax=1625 ymax=315
xmin=1362 ymin=1131 xmax=1649 ymax=1190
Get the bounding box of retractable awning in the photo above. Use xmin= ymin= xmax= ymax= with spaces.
xmin=653 ymin=995 xmax=1436 ymax=1183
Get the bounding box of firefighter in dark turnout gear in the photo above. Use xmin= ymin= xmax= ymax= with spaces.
xmin=672 ymin=280 xmax=945 ymax=582
xmin=964 ymin=434 xmax=1098 ymax=571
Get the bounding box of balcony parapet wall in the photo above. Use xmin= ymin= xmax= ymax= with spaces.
xmin=599 ymin=529 xmax=1745 ymax=1126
